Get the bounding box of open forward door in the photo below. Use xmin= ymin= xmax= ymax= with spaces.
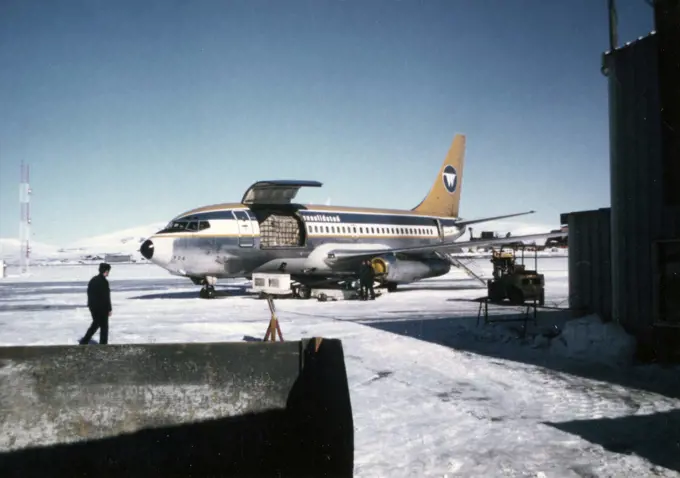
xmin=241 ymin=180 xmax=323 ymax=205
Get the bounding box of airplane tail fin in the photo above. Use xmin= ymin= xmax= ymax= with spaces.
xmin=412 ymin=134 xmax=465 ymax=217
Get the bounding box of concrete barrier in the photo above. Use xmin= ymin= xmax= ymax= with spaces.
xmin=0 ymin=339 xmax=354 ymax=477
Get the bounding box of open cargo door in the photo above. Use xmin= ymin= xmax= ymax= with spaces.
xmin=0 ymin=338 xmax=354 ymax=477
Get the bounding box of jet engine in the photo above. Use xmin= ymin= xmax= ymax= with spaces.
xmin=370 ymin=255 xmax=451 ymax=284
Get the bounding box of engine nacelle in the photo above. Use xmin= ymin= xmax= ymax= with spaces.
xmin=370 ymin=255 xmax=451 ymax=284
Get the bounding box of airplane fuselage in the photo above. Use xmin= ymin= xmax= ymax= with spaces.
xmin=137 ymin=134 xmax=565 ymax=299
xmin=141 ymin=203 xmax=466 ymax=285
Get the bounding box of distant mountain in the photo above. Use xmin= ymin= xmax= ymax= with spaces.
xmin=62 ymin=222 xmax=167 ymax=255
xmin=0 ymin=223 xmax=165 ymax=265
xmin=0 ymin=238 xmax=61 ymax=264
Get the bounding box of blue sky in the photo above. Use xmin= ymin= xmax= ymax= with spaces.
xmin=0 ymin=0 xmax=655 ymax=245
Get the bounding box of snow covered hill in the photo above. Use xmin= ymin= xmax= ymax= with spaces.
xmin=0 ymin=223 xmax=165 ymax=265
xmin=0 ymin=238 xmax=61 ymax=264
xmin=60 ymin=222 xmax=167 ymax=257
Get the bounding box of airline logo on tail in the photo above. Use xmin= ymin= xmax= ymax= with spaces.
xmin=442 ymin=165 xmax=458 ymax=194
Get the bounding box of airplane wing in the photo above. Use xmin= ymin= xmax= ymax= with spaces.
xmin=454 ymin=210 xmax=536 ymax=228
xmin=324 ymin=231 xmax=568 ymax=264
xmin=241 ymin=180 xmax=323 ymax=205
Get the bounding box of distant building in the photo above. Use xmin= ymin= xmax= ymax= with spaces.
xmin=104 ymin=254 xmax=132 ymax=263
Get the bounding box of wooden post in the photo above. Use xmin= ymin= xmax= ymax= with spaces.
xmin=263 ymin=295 xmax=284 ymax=342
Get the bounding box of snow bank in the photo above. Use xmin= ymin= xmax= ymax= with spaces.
xmin=549 ymin=314 xmax=637 ymax=367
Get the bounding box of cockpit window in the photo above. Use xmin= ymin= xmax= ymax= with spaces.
xmin=157 ymin=219 xmax=211 ymax=234
xmin=158 ymin=221 xmax=189 ymax=233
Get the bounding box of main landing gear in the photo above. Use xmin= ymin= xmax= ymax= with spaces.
xmin=291 ymin=284 xmax=312 ymax=299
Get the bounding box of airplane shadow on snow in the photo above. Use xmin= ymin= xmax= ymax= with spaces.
xmin=0 ymin=304 xmax=86 ymax=312
xmin=129 ymin=286 xmax=253 ymax=300
xmin=359 ymin=311 xmax=680 ymax=473
xmin=0 ymin=280 xmax=188 ymax=299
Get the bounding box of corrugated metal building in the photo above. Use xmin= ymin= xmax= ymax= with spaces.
xmin=600 ymin=5 xmax=680 ymax=359
xmin=561 ymin=208 xmax=612 ymax=321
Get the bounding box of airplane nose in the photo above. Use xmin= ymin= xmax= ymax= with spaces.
xmin=140 ymin=239 xmax=154 ymax=260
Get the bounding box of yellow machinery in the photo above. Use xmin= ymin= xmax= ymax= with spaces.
xmin=487 ymin=246 xmax=545 ymax=306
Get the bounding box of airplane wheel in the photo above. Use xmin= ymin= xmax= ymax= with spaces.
xmin=200 ymin=286 xmax=216 ymax=299
xmin=386 ymin=282 xmax=397 ymax=292
xmin=299 ymin=285 xmax=311 ymax=299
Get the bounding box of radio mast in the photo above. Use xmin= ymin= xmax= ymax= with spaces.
xmin=19 ymin=162 xmax=31 ymax=274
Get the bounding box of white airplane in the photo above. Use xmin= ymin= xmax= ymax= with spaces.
xmin=140 ymin=134 xmax=566 ymax=298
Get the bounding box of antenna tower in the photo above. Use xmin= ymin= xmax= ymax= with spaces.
xmin=19 ymin=162 xmax=31 ymax=274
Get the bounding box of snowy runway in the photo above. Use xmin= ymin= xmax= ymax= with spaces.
xmin=1 ymin=257 xmax=679 ymax=477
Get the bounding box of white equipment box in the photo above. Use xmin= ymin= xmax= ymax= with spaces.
xmin=251 ymin=273 xmax=292 ymax=296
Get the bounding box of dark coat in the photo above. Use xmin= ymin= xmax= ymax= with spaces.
xmin=358 ymin=263 xmax=368 ymax=283
xmin=87 ymin=274 xmax=112 ymax=313
xmin=359 ymin=262 xmax=374 ymax=284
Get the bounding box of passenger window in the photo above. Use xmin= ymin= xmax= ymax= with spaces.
xmin=359 ymin=227 xmax=363 ymax=233
xmin=353 ymin=226 xmax=357 ymax=233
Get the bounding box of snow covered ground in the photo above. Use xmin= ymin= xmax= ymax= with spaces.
xmin=1 ymin=257 xmax=679 ymax=477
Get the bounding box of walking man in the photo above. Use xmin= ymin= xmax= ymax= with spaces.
xmin=79 ymin=262 xmax=112 ymax=345
xmin=364 ymin=259 xmax=376 ymax=300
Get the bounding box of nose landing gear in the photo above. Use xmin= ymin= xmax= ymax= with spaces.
xmin=191 ymin=276 xmax=218 ymax=299
xmin=199 ymin=285 xmax=216 ymax=299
